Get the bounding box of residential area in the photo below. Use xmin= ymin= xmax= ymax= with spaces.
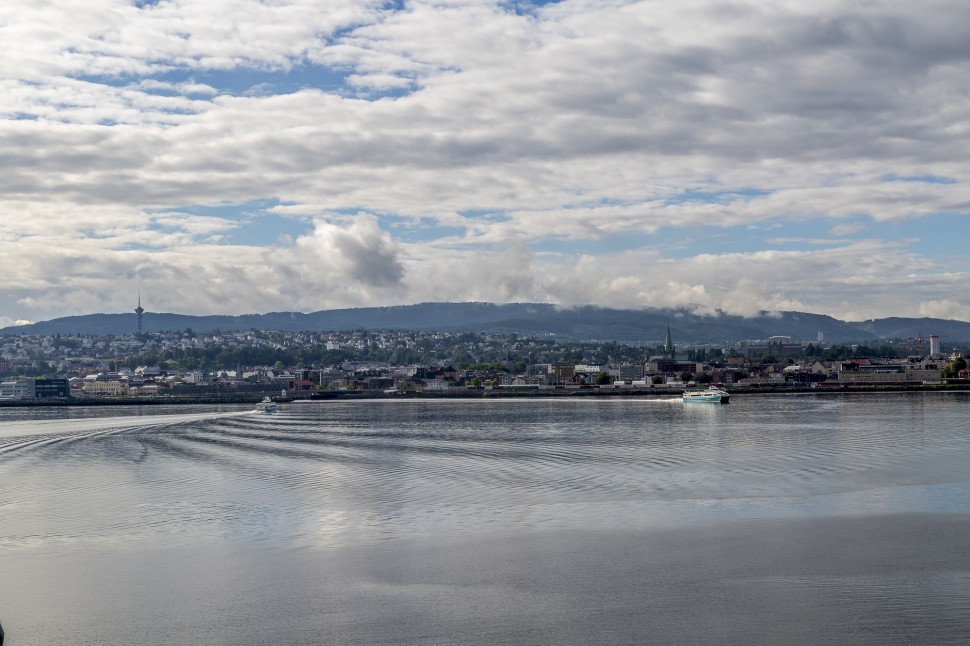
xmin=2 ymin=325 xmax=968 ymax=402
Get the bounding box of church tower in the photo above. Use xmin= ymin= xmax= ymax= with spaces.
xmin=135 ymin=292 xmax=144 ymax=334
xmin=663 ymin=325 xmax=674 ymax=359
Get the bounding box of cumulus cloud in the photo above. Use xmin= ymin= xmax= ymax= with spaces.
xmin=294 ymin=216 xmax=404 ymax=289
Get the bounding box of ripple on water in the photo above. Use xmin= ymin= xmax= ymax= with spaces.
xmin=1 ymin=395 xmax=970 ymax=545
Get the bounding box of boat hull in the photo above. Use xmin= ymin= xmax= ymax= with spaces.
xmin=682 ymin=388 xmax=730 ymax=403
xmin=255 ymin=397 xmax=278 ymax=413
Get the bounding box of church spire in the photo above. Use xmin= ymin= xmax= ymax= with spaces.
xmin=664 ymin=325 xmax=674 ymax=357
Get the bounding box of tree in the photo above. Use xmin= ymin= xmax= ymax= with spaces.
xmin=678 ymin=371 xmax=694 ymax=383
xmin=594 ymin=371 xmax=612 ymax=385
xmin=943 ymin=358 xmax=967 ymax=379
xmin=651 ymin=375 xmax=665 ymax=384
xmin=695 ymin=372 xmax=713 ymax=384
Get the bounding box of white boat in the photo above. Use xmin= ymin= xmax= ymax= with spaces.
xmin=255 ymin=397 xmax=278 ymax=413
xmin=682 ymin=386 xmax=730 ymax=403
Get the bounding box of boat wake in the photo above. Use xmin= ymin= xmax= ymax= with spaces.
xmin=0 ymin=410 xmax=252 ymax=456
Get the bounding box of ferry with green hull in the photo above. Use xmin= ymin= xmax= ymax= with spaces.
xmin=682 ymin=386 xmax=730 ymax=403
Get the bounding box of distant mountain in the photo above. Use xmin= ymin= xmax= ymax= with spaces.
xmin=4 ymin=302 xmax=970 ymax=343
xmin=850 ymin=317 xmax=970 ymax=342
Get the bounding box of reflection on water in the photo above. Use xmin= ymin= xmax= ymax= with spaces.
xmin=1 ymin=394 xmax=969 ymax=644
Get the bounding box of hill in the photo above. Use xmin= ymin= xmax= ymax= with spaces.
xmin=3 ymin=303 xmax=970 ymax=344
xmin=850 ymin=317 xmax=970 ymax=342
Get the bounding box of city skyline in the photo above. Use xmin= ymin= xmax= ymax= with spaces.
xmin=2 ymin=1 xmax=970 ymax=327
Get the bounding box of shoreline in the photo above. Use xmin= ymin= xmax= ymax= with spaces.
xmin=1 ymin=382 xmax=968 ymax=407
xmin=305 ymin=382 xmax=970 ymax=400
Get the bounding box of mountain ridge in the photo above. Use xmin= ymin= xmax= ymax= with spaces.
xmin=4 ymin=302 xmax=970 ymax=344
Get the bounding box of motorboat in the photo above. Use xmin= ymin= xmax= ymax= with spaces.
xmin=682 ymin=386 xmax=730 ymax=403
xmin=255 ymin=397 xmax=278 ymax=413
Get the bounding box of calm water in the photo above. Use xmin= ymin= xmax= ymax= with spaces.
xmin=1 ymin=394 xmax=969 ymax=644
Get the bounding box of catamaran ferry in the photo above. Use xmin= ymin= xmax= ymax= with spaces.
xmin=255 ymin=397 xmax=278 ymax=413
xmin=682 ymin=386 xmax=730 ymax=403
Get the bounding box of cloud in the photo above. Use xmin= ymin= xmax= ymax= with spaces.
xmin=829 ymin=224 xmax=865 ymax=236
xmin=0 ymin=316 xmax=32 ymax=328
xmin=294 ymin=216 xmax=404 ymax=289
xmin=1 ymin=0 xmax=969 ymax=325
xmin=137 ymin=79 xmax=219 ymax=96
xmin=0 ymin=214 xmax=964 ymax=324
xmin=918 ymin=299 xmax=970 ymax=322
xmin=0 ymin=1 xmax=386 ymax=81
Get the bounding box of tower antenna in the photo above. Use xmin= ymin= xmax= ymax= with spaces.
xmin=135 ymin=291 xmax=145 ymax=334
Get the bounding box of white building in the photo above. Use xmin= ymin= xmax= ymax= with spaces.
xmin=0 ymin=381 xmax=33 ymax=399
xmin=82 ymin=381 xmax=126 ymax=396
xmin=183 ymin=370 xmax=206 ymax=384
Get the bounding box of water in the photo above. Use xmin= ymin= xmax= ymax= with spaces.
xmin=1 ymin=394 xmax=969 ymax=644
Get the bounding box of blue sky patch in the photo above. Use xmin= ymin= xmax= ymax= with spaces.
xmin=664 ymin=187 xmax=773 ymax=206
xmin=876 ymin=213 xmax=969 ymax=266
xmin=227 ymin=213 xmax=311 ymax=247
xmin=883 ymin=174 xmax=957 ymax=185
xmin=75 ymin=64 xmax=354 ymax=98
xmin=388 ymin=220 xmax=466 ymax=244
xmin=501 ymin=0 xmax=562 ymax=16
xmin=150 ymin=200 xmax=312 ymax=246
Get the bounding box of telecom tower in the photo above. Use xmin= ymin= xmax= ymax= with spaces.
xmin=135 ymin=293 xmax=144 ymax=334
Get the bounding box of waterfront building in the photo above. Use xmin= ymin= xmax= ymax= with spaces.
xmin=549 ymin=363 xmax=576 ymax=385
xmin=183 ymin=370 xmax=206 ymax=384
xmin=129 ymin=383 xmax=160 ymax=396
xmin=0 ymin=381 xmax=32 ymax=399
xmin=617 ymin=363 xmax=645 ymax=380
xmin=736 ymin=372 xmax=786 ymax=386
xmin=82 ymin=380 xmax=126 ymax=396
xmin=32 ymin=378 xmax=70 ymax=398
xmin=836 ymin=361 xmax=941 ymax=384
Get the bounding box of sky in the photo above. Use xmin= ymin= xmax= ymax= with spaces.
xmin=2 ymin=0 xmax=970 ymax=328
